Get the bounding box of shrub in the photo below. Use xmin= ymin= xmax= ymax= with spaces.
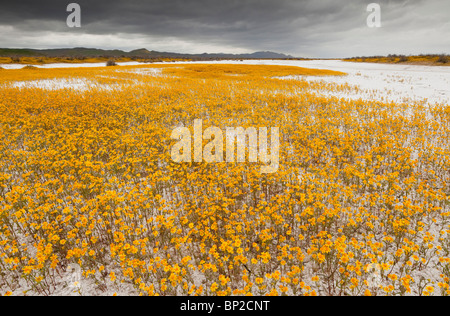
xmin=437 ymin=55 xmax=449 ymax=64
xmin=398 ymin=55 xmax=408 ymax=63
xmin=106 ymin=59 xmax=117 ymax=67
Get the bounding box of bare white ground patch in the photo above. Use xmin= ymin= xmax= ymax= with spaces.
xmin=269 ymin=61 xmax=450 ymax=105
xmin=0 ymin=61 xmax=145 ymax=70
xmin=9 ymin=78 xmax=122 ymax=91
xmin=117 ymin=68 xmax=164 ymax=77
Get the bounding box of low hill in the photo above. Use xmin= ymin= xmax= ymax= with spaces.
xmin=0 ymin=47 xmax=296 ymax=60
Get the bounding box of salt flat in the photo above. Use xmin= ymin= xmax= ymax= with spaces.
xmin=170 ymin=59 xmax=450 ymax=105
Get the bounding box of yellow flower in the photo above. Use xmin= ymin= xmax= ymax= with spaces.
xmin=425 ymin=286 xmax=435 ymax=294
xmin=210 ymin=282 xmax=219 ymax=293
xmin=388 ymin=274 xmax=398 ymax=281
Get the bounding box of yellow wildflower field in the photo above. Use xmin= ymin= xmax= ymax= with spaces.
xmin=0 ymin=63 xmax=449 ymax=296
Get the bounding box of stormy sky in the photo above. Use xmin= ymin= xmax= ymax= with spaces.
xmin=0 ymin=0 xmax=449 ymax=58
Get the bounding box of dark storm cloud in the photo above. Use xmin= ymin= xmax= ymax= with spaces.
xmin=0 ymin=0 xmax=448 ymax=57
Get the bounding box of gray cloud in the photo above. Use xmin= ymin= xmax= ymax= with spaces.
xmin=0 ymin=0 xmax=449 ymax=57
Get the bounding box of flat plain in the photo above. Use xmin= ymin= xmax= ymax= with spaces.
xmin=0 ymin=60 xmax=449 ymax=296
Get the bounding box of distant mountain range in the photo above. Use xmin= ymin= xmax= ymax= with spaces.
xmin=0 ymin=47 xmax=296 ymax=59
